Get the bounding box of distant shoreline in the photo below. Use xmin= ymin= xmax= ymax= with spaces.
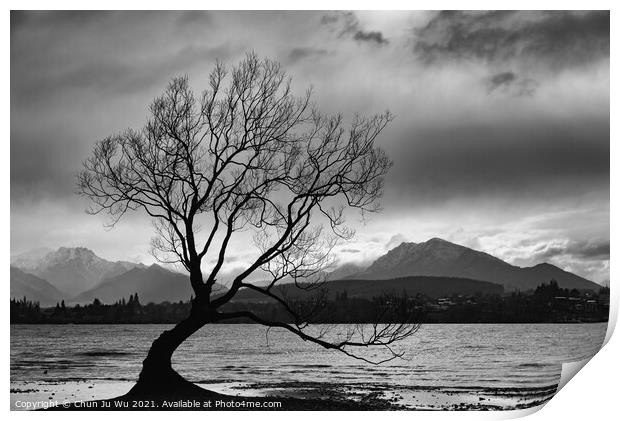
xmin=11 ymin=281 xmax=611 ymax=325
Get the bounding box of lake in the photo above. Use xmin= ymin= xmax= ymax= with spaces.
xmin=10 ymin=323 xmax=607 ymax=410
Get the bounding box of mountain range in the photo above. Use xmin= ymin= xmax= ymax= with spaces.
xmin=10 ymin=247 xmax=228 ymax=306
xmin=342 ymin=238 xmax=600 ymax=291
xmin=10 ymin=238 xmax=602 ymax=307
xmin=11 ymin=247 xmax=144 ymax=295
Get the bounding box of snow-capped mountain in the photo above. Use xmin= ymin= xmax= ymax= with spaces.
xmin=10 ymin=247 xmax=53 ymax=272
xmin=11 ymin=247 xmax=145 ymax=295
xmin=341 ymin=238 xmax=600 ymax=291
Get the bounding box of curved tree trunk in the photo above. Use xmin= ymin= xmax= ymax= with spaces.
xmin=127 ymin=307 xmax=211 ymax=398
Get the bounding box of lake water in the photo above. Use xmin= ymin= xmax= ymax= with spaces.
xmin=10 ymin=323 xmax=607 ymax=410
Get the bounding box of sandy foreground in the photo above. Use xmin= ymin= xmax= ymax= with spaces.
xmin=10 ymin=379 xmax=556 ymax=411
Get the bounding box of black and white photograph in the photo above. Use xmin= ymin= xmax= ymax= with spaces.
xmin=9 ymin=8 xmax=612 ymax=412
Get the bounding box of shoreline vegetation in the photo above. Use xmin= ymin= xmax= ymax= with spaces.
xmin=11 ymin=281 xmax=609 ymax=324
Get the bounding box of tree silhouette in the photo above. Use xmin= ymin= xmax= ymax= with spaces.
xmin=77 ymin=53 xmax=419 ymax=398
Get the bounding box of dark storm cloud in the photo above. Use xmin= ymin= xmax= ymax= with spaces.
xmin=11 ymin=10 xmax=113 ymax=32
xmin=532 ymin=240 xmax=610 ymax=261
xmin=10 ymin=129 xmax=80 ymax=202
xmin=321 ymin=11 xmax=389 ymax=46
xmin=488 ymin=71 xmax=516 ymax=88
xmin=11 ymin=11 xmax=238 ymax=204
xmin=288 ymin=47 xmax=329 ymax=63
xmin=353 ymin=31 xmax=388 ymax=45
xmin=12 ymin=40 xmax=235 ymax=106
xmin=9 ymin=11 xmax=609 ymax=282
xmin=487 ymin=71 xmax=538 ymax=96
xmin=577 ymin=242 xmax=611 ymax=259
xmin=10 ymin=41 xmax=234 ymax=201
xmin=385 ymin=119 xmax=609 ymax=205
xmin=414 ymin=11 xmax=609 ymax=70
xmin=10 ymin=119 xmax=111 ymax=205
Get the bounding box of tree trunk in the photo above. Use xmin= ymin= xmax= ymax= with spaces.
xmin=127 ymin=309 xmax=211 ymax=398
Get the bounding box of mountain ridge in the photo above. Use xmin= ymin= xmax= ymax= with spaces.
xmin=11 ymin=246 xmax=145 ymax=295
xmin=70 ymin=264 xmax=228 ymax=305
xmin=10 ymin=266 xmax=65 ymax=307
xmin=11 ymin=238 xmax=601 ymax=306
xmin=340 ymin=238 xmax=599 ymax=291
xmin=233 ymin=275 xmax=504 ymax=303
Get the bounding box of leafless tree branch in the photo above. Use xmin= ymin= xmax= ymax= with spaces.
xmin=77 ymin=52 xmax=417 ymax=363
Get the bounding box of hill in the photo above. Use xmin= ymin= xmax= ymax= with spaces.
xmin=232 ymin=275 xmax=504 ymax=303
xmin=71 ymin=264 xmax=227 ymax=305
xmin=10 ymin=266 xmax=65 ymax=307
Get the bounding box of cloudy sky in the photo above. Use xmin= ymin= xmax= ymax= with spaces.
xmin=10 ymin=11 xmax=609 ymax=283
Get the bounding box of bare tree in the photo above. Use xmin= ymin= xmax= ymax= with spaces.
xmin=77 ymin=53 xmax=418 ymax=397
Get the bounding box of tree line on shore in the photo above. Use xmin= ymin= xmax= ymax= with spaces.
xmin=10 ymin=280 xmax=609 ymax=324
